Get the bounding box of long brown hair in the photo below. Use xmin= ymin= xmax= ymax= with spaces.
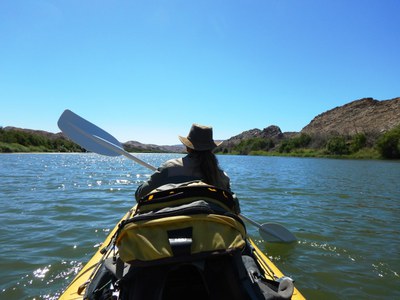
xmin=190 ymin=149 xmax=224 ymax=187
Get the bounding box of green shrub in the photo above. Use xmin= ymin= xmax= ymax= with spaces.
xmin=326 ymin=136 xmax=348 ymax=155
xmin=376 ymin=125 xmax=400 ymax=159
xmin=233 ymin=137 xmax=274 ymax=154
xmin=350 ymin=133 xmax=367 ymax=153
xmin=278 ymin=133 xmax=311 ymax=153
xmin=278 ymin=140 xmax=292 ymax=153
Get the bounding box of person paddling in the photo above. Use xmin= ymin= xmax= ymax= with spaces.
xmin=135 ymin=123 xmax=231 ymax=201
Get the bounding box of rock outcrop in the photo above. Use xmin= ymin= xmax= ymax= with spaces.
xmin=301 ymin=97 xmax=400 ymax=136
xmin=123 ymin=140 xmax=183 ymax=153
xmin=220 ymin=125 xmax=284 ymax=149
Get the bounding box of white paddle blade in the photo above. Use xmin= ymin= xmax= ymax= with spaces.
xmin=58 ymin=109 xmax=123 ymax=156
xmin=58 ymin=109 xmax=157 ymax=171
xmin=260 ymin=223 xmax=297 ymax=243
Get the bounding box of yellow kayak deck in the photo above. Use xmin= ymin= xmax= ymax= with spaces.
xmin=59 ymin=207 xmax=305 ymax=300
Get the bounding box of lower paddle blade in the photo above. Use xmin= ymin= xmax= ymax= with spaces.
xmin=58 ymin=109 xmax=122 ymax=156
xmin=260 ymin=223 xmax=297 ymax=243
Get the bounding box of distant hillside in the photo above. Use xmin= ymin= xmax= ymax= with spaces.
xmin=219 ymin=126 xmax=286 ymax=149
xmin=0 ymin=126 xmax=83 ymax=153
xmin=223 ymin=97 xmax=399 ymax=144
xmin=217 ymin=97 xmax=400 ymax=156
xmin=301 ymin=97 xmax=400 ymax=136
xmin=123 ymin=140 xmax=183 ymax=153
xmin=3 ymin=126 xmax=64 ymax=139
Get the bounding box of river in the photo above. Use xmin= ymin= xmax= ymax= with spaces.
xmin=0 ymin=153 xmax=399 ymax=299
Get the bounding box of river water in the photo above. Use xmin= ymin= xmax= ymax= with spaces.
xmin=0 ymin=153 xmax=399 ymax=299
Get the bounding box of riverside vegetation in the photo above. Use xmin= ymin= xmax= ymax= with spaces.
xmin=216 ymin=125 xmax=400 ymax=160
xmin=1 ymin=125 xmax=400 ymax=160
xmin=0 ymin=127 xmax=83 ymax=153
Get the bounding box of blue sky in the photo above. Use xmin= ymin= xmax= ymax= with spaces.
xmin=1 ymin=0 xmax=399 ymax=145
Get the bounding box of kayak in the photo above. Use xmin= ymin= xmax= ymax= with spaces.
xmin=58 ymin=184 xmax=305 ymax=300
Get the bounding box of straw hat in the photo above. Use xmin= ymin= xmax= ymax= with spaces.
xmin=179 ymin=124 xmax=222 ymax=151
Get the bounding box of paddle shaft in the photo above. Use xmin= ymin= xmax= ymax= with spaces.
xmin=240 ymin=214 xmax=262 ymax=228
xmin=89 ymin=134 xmax=157 ymax=171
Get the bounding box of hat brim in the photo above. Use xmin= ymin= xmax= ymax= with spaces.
xmin=179 ymin=136 xmax=222 ymax=151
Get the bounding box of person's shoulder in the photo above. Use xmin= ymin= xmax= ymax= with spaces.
xmin=161 ymin=157 xmax=183 ymax=168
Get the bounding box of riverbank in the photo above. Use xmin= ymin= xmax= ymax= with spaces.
xmin=240 ymin=147 xmax=383 ymax=160
xmin=1 ymin=145 xmax=388 ymax=161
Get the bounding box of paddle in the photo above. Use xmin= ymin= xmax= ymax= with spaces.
xmin=57 ymin=109 xmax=297 ymax=243
xmin=240 ymin=214 xmax=297 ymax=243
xmin=57 ymin=109 xmax=156 ymax=171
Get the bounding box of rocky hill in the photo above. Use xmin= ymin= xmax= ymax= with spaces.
xmin=301 ymin=97 xmax=400 ymax=136
xmin=219 ymin=97 xmax=399 ymax=150
xmin=123 ymin=140 xmax=183 ymax=153
xmin=219 ymin=125 xmax=287 ymax=149
xmin=3 ymin=126 xmax=64 ymax=139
